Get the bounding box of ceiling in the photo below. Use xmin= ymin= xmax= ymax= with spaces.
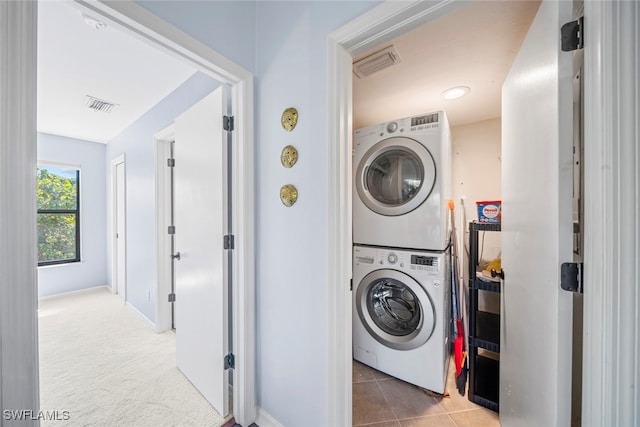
xmin=37 ymin=1 xmax=539 ymax=143
xmin=37 ymin=2 xmax=197 ymax=144
xmin=353 ymin=0 xmax=541 ymax=129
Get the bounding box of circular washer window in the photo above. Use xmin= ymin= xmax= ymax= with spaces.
xmin=356 ymin=137 xmax=436 ymax=216
xmin=356 ymin=269 xmax=436 ymax=351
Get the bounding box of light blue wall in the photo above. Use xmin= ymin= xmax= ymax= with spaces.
xmin=108 ymin=2 xmax=383 ymax=424
xmin=134 ymin=0 xmax=256 ymax=74
xmin=122 ymin=1 xmax=381 ymax=424
xmin=106 ymin=71 xmax=220 ymax=322
xmin=254 ymin=2 xmax=379 ymax=425
xmin=37 ymin=133 xmax=107 ymax=297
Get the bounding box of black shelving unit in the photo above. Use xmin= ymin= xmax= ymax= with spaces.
xmin=468 ymin=222 xmax=501 ymax=412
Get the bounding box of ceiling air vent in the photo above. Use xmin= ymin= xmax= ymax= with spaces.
xmin=84 ymin=95 xmax=117 ymax=114
xmin=353 ymin=45 xmax=401 ymax=79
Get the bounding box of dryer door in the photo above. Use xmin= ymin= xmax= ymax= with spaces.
xmin=356 ymin=269 xmax=436 ymax=351
xmin=355 ymin=137 xmax=436 ymax=216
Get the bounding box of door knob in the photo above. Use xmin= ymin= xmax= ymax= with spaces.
xmin=171 ymin=252 xmax=181 ymax=261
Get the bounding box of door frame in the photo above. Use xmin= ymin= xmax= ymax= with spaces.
xmin=73 ymin=3 xmax=257 ymax=424
xmin=154 ymin=125 xmax=174 ymax=334
xmin=327 ymin=1 xmax=635 ymax=425
xmin=110 ymin=154 xmax=126 ymax=300
xmin=2 ymin=0 xmax=256 ymax=425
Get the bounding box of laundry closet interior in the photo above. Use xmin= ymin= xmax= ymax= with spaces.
xmin=349 ymin=2 xmax=539 ymax=425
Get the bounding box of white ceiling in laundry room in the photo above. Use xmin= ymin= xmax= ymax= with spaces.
xmin=37 ymin=2 xmax=197 ymax=144
xmin=352 ymin=0 xmax=541 ymax=129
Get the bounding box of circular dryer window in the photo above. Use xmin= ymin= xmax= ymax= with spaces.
xmin=356 ymin=269 xmax=436 ymax=351
xmin=356 ymin=137 xmax=436 ymax=216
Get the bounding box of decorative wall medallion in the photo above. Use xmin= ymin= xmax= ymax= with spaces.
xmin=281 ymin=107 xmax=298 ymax=132
xmin=280 ymin=145 xmax=298 ymax=168
xmin=280 ymin=184 xmax=298 ymax=207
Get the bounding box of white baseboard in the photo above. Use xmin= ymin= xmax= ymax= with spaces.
xmin=125 ymin=301 xmax=156 ymax=330
xmin=38 ymin=285 xmax=109 ymax=301
xmin=255 ymin=408 xmax=284 ymax=427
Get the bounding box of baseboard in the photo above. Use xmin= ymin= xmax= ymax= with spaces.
xmin=255 ymin=408 xmax=284 ymax=427
xmin=125 ymin=301 xmax=156 ymax=330
xmin=38 ymin=285 xmax=109 ymax=301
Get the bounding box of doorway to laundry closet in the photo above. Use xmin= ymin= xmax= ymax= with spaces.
xmin=328 ymin=0 xmax=583 ymax=425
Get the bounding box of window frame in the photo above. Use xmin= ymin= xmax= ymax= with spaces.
xmin=36 ymin=163 xmax=81 ymax=266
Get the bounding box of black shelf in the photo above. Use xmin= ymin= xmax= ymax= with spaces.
xmin=474 ymin=311 xmax=500 ymax=350
xmin=472 ymin=277 xmax=501 ymax=293
xmin=472 ymin=355 xmax=500 ymax=409
xmin=467 ymin=221 xmax=501 ymax=412
xmin=470 ymin=221 xmax=501 ymax=232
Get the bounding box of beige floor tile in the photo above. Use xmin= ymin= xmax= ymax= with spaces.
xmin=353 ymin=381 xmax=397 ymax=426
xmin=353 ymin=360 xmax=377 ymax=383
xmin=355 ymin=421 xmax=402 ymax=427
xmin=399 ymin=414 xmax=457 ymax=427
xmin=371 ymin=367 xmax=393 ymax=381
xmin=448 ymin=408 xmax=500 ymax=427
xmin=377 ymin=378 xmax=446 ymax=420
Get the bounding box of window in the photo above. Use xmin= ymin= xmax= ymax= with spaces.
xmin=37 ymin=165 xmax=80 ymax=266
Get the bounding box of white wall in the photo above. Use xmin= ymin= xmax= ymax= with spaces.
xmin=451 ymin=118 xmax=502 ymax=262
xmin=37 ymin=133 xmax=107 ymax=297
xmin=451 ymin=118 xmax=501 ymax=314
xmin=106 ymin=72 xmax=220 ymax=323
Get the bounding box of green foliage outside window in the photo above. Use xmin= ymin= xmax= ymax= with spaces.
xmin=37 ymin=166 xmax=80 ymax=265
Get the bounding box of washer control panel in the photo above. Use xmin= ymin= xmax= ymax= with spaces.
xmin=354 ymin=246 xmax=443 ymax=274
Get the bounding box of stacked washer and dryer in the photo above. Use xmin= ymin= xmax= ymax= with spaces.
xmin=352 ymin=111 xmax=452 ymax=394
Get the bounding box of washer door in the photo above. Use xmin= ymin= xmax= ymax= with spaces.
xmin=356 ymin=269 xmax=436 ymax=351
xmin=356 ymin=137 xmax=436 ymax=216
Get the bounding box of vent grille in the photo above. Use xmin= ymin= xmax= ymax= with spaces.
xmin=353 ymin=45 xmax=401 ymax=79
xmin=84 ymin=95 xmax=117 ymax=113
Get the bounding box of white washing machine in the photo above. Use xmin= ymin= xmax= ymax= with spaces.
xmin=352 ymin=245 xmax=451 ymax=393
xmin=353 ymin=111 xmax=452 ymax=251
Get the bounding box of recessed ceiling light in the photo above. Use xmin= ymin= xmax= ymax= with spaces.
xmin=442 ymin=86 xmax=470 ymax=100
xmin=82 ymin=14 xmax=107 ymax=30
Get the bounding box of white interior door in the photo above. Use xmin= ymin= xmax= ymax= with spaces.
xmin=115 ymin=160 xmax=126 ymax=299
xmin=174 ymin=86 xmax=230 ymax=417
xmin=501 ymin=0 xmax=574 ymax=425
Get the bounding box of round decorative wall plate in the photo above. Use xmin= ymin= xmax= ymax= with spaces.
xmin=281 ymin=107 xmax=299 ymax=132
xmin=280 ymin=184 xmax=298 ymax=207
xmin=280 ymin=145 xmax=298 ymax=168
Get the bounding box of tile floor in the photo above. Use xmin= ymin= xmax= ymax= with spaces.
xmin=352 ymin=359 xmax=500 ymax=426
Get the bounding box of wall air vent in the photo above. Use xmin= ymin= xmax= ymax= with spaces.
xmin=353 ymin=45 xmax=401 ymax=79
xmin=84 ymin=95 xmax=118 ymax=114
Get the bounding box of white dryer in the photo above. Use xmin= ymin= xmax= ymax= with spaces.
xmin=352 ymin=245 xmax=451 ymax=393
xmin=353 ymin=111 xmax=452 ymax=251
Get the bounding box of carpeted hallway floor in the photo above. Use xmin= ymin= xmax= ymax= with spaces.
xmin=38 ymin=287 xmax=226 ymax=426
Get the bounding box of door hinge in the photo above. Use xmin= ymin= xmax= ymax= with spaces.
xmin=561 ymin=262 xmax=583 ymax=294
xmin=168 ymin=293 xmax=176 ymax=302
xmin=167 ymin=158 xmax=175 ymax=167
xmin=223 ymin=115 xmax=234 ymax=132
xmin=223 ymin=234 xmax=235 ymax=250
xmin=561 ymin=16 xmax=584 ymax=52
xmin=350 ymin=279 xmax=353 ymax=292
xmin=224 ymin=353 xmax=235 ymax=370
xmin=168 ymin=225 xmax=175 ymax=235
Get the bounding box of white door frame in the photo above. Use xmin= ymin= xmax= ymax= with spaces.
xmin=154 ymin=125 xmax=174 ymax=334
xmin=0 ymin=0 xmax=39 ymax=415
xmin=72 ymin=3 xmax=257 ymax=424
xmin=327 ymin=1 xmax=638 ymax=426
xmin=111 ymin=154 xmax=126 ymax=300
